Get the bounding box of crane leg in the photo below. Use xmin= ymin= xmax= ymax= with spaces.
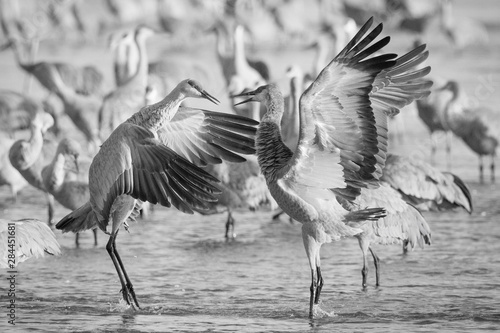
xmin=445 ymin=131 xmax=452 ymax=171
xmin=75 ymin=233 xmax=80 ymax=247
xmin=479 ymin=156 xmax=484 ymax=184
xmin=361 ymin=249 xmax=368 ymax=288
xmin=491 ymin=156 xmax=495 ymax=183
xmin=303 ymin=233 xmax=322 ymax=318
xmin=402 ymin=239 xmax=409 ymax=254
xmin=225 ymin=211 xmax=235 ymax=239
xmin=106 ymin=232 xmax=140 ymax=308
xmin=314 ymin=266 xmax=324 ymax=305
xmin=308 ymin=267 xmax=318 ymax=318
xmin=370 ymin=247 xmax=381 ymax=287
xmin=47 ymin=194 xmax=55 ymax=226
xmin=93 ymin=229 xmax=98 ymax=246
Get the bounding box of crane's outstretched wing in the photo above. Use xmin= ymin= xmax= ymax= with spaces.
xmin=157 ymin=107 xmax=259 ymax=165
xmin=279 ymin=18 xmax=431 ymax=203
xmin=381 ymin=154 xmax=473 ymax=212
xmin=0 ymin=219 xmax=61 ymax=268
xmin=89 ymin=123 xmax=222 ymax=223
xmin=368 ymin=44 xmax=433 ymax=177
xmin=280 ymin=18 xmax=396 ymax=201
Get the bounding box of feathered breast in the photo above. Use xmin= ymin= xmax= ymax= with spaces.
xmin=256 ymin=122 xmax=293 ymax=183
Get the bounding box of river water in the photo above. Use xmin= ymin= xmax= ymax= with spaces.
xmin=1 ymin=177 xmax=499 ymax=332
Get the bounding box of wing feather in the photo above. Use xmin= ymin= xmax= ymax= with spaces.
xmin=268 ymin=17 xmax=431 ymax=206
xmin=281 ymin=19 xmax=395 ymax=199
xmin=157 ymin=107 xmax=258 ymax=165
xmin=89 ymin=123 xmax=221 ymax=224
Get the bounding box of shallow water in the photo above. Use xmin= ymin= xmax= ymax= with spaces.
xmin=1 ymin=178 xmax=500 ymax=332
xmin=1 ymin=0 xmax=500 ymax=331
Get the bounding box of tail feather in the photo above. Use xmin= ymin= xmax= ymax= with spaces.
xmin=344 ymin=207 xmax=386 ymax=228
xmin=403 ymin=204 xmax=431 ymax=251
xmin=445 ymin=172 xmax=473 ymax=213
xmin=56 ymin=201 xmax=98 ymax=233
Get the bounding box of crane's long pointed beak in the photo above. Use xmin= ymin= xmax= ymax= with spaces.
xmin=231 ymin=90 xmax=257 ymax=106
xmin=201 ymin=90 xmax=220 ymax=105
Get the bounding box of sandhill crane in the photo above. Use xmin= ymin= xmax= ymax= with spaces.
xmin=40 ymin=64 xmax=101 ymax=153
xmin=0 ymin=132 xmax=28 ymax=201
xmin=382 ymin=153 xmax=472 ymax=213
xmin=98 ymin=25 xmax=154 ymax=140
xmin=42 ymin=138 xmax=98 ymax=246
xmin=209 ymin=19 xmax=235 ymax=87
xmin=438 ymin=80 xmax=499 ymax=183
xmin=56 ymin=79 xmax=258 ymax=309
xmin=197 ymin=154 xmax=276 ymax=239
xmin=109 ymin=29 xmax=140 ymax=87
xmin=0 ymin=218 xmax=61 ymax=268
xmin=228 ymin=25 xmax=268 ymax=122
xmin=210 ymin=20 xmax=270 ymax=87
xmin=415 ymin=78 xmax=453 ymax=167
xmin=339 ymin=182 xmax=431 ymax=287
xmin=109 ymin=27 xmax=209 ymax=106
xmin=281 ymin=65 xmax=303 ymax=151
xmin=381 ymin=153 xmax=472 ymax=253
xmin=233 ymin=18 xmax=432 ymax=317
xmin=8 ymin=112 xmax=56 ymax=224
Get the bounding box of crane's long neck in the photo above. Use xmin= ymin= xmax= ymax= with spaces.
xmin=26 ymin=125 xmax=44 ymax=165
xmin=214 ymin=26 xmax=230 ymax=59
xmin=443 ymin=83 xmax=461 ymax=129
xmin=256 ymin=97 xmax=294 ymax=183
xmin=281 ymin=76 xmax=302 ymax=150
xmin=128 ymin=33 xmax=149 ymax=89
xmin=126 ymin=85 xmax=185 ymax=132
xmin=43 ymin=153 xmax=66 ymax=193
xmin=234 ymin=27 xmax=250 ymax=73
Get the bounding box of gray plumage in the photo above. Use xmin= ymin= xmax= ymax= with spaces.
xmin=8 ymin=112 xmax=56 ymax=224
xmin=382 ymin=153 xmax=473 ymax=213
xmin=57 ymin=79 xmax=258 ymax=309
xmin=439 ymin=80 xmax=499 ymax=183
xmin=234 ymin=18 xmax=432 ymax=318
xmin=196 ymin=155 xmax=277 ymax=238
xmin=338 ymin=182 xmax=431 ymax=287
xmin=0 ymin=132 xmax=28 ymax=200
xmin=99 ymin=25 xmax=153 ymax=141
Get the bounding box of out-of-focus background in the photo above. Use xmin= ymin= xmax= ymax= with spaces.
xmin=0 ymin=0 xmax=499 ymax=332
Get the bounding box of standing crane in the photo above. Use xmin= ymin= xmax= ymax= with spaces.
xmin=42 ymin=138 xmax=98 ymax=246
xmin=8 ymin=112 xmax=56 ymax=224
xmin=98 ymin=25 xmax=154 ymax=141
xmin=233 ymin=18 xmax=432 ymax=317
xmin=415 ymin=78 xmax=454 ymax=167
xmin=57 ymin=79 xmax=258 ymax=309
xmin=439 ymin=80 xmax=499 ymax=183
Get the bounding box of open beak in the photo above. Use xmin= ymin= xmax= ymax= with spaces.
xmin=200 ymin=90 xmax=220 ymax=105
xmin=231 ymin=90 xmax=257 ymax=106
